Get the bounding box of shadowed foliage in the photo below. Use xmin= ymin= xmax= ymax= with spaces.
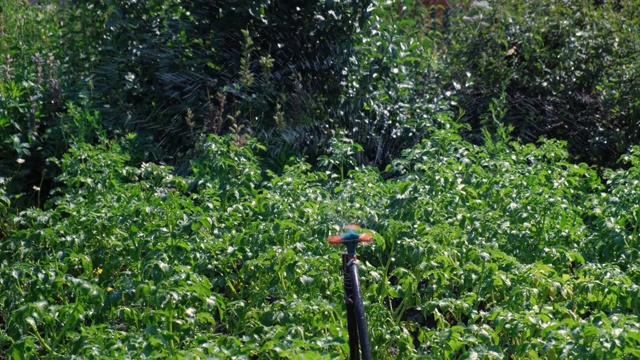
xmin=439 ymin=0 xmax=640 ymax=166
xmin=68 ymin=0 xmax=371 ymax=158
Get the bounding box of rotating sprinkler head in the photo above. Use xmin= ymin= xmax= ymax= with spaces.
xmin=328 ymin=225 xmax=374 ymax=256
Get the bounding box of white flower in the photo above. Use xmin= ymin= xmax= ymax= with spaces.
xmin=16 ymin=158 xmax=25 ymax=164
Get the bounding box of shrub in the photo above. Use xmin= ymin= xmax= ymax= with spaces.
xmin=65 ymin=0 xmax=372 ymax=158
xmin=441 ymin=0 xmax=640 ymax=166
xmin=591 ymin=146 xmax=640 ymax=265
xmin=0 ymin=1 xmax=100 ymax=207
xmin=324 ymin=0 xmax=450 ymax=168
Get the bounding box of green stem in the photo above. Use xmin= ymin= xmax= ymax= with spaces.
xmin=280 ymin=271 xmax=288 ymax=291
xmin=37 ymin=172 xmax=44 ymax=208
xmin=47 ymin=310 xmax=76 ymax=360
xmin=539 ymin=209 xmax=547 ymax=245
xmin=631 ymin=209 xmax=639 ymax=257
xmin=169 ymin=311 xmax=174 ymax=348
xmin=393 ymin=300 xmax=408 ymax=325
xmin=29 ymin=322 xmax=52 ymax=353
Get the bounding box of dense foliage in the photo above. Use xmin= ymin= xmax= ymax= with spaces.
xmin=0 ymin=1 xmax=100 ymax=208
xmin=441 ymin=0 xmax=640 ymax=165
xmin=2 ymin=129 xmax=640 ymax=358
xmin=65 ymin=0 xmax=372 ymax=156
xmin=2 ymin=0 xmax=640 ymax=358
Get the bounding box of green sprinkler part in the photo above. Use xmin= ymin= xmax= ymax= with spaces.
xmin=328 ymin=225 xmax=374 ymax=256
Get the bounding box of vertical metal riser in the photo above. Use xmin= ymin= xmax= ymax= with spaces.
xmin=343 ymin=254 xmax=360 ymax=360
xmin=348 ymin=261 xmax=371 ymax=360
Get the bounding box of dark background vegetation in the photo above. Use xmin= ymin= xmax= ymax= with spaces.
xmin=2 ymin=0 xmax=639 ymax=209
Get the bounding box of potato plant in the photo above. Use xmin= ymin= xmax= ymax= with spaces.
xmin=1 ymin=127 xmax=640 ymax=358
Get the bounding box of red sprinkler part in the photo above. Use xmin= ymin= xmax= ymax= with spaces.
xmin=328 ymin=225 xmax=374 ymax=254
xmin=328 ymin=235 xmax=344 ymax=246
xmin=358 ymin=233 xmax=374 ymax=243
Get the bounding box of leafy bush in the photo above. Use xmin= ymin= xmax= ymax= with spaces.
xmin=277 ymin=0 xmax=456 ymax=168
xmin=0 ymin=1 xmax=62 ymax=200
xmin=591 ymin=146 xmax=640 ymax=265
xmin=322 ymin=0 xmax=451 ymax=168
xmin=59 ymin=0 xmax=451 ymax=170
xmin=67 ymin=0 xmax=372 ymax=158
xmin=0 ymin=1 xmax=100 ymax=207
xmin=441 ymin=0 xmax=640 ymax=166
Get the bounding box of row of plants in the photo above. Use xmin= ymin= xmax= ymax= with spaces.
xmin=1 ymin=122 xmax=639 ymax=358
xmin=4 ymin=0 xmax=640 ymax=209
